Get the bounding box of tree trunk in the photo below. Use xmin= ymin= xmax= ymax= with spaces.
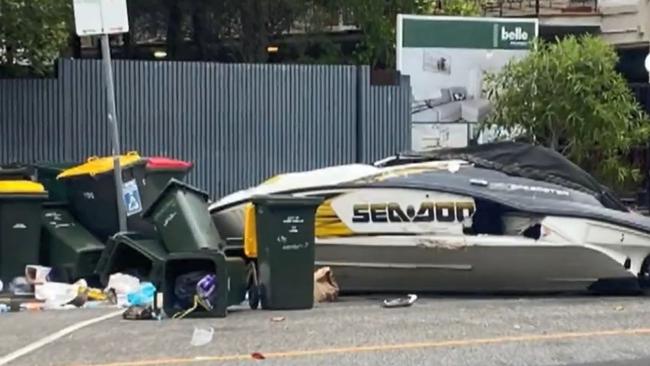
xmin=239 ymin=0 xmax=268 ymax=63
xmin=166 ymin=0 xmax=183 ymax=59
xmin=192 ymin=0 xmax=209 ymax=60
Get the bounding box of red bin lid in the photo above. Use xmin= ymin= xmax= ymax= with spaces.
xmin=145 ymin=157 xmax=193 ymax=170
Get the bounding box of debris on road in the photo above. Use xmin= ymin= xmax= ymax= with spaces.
xmin=190 ymin=326 xmax=214 ymax=346
xmin=382 ymin=294 xmax=418 ymax=308
xmin=251 ymin=352 xmax=266 ymax=360
xmin=270 ymin=316 xmax=285 ymax=322
xmin=314 ymin=266 xmax=339 ymax=303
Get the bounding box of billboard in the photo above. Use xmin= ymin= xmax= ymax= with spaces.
xmin=396 ymin=15 xmax=538 ymax=150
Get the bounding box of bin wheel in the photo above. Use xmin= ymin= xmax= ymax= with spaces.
xmin=247 ymin=262 xmax=260 ymax=310
xmin=248 ymin=285 xmax=260 ymax=310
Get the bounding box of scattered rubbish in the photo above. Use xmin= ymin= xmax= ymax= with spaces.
xmin=24 ymin=265 xmax=52 ymax=285
xmin=382 ymin=294 xmax=418 ymax=308
xmin=270 ymin=316 xmax=285 ymax=322
xmin=314 ymin=267 xmax=339 ymax=303
xmin=251 ymin=352 xmax=266 ymax=360
xmin=105 ymin=273 xmax=140 ymax=296
xmin=20 ymin=302 xmax=46 ymax=311
xmin=170 ymin=271 xmax=217 ymax=319
xmin=127 ymin=282 xmax=156 ymax=307
xmin=122 ymin=305 xmax=159 ymax=320
xmin=190 ymin=326 xmax=214 ymax=346
xmin=513 ymin=324 xmax=521 ymax=330
xmin=35 ymin=282 xmax=80 ymax=308
xmin=9 ymin=277 xmax=32 ymax=296
xmin=0 ymin=304 xmax=9 ymax=313
xmin=615 ymin=305 xmax=624 ymax=311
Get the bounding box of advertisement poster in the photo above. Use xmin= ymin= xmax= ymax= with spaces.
xmin=396 ymin=15 xmax=538 ymax=150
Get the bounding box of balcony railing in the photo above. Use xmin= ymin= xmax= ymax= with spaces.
xmin=480 ymin=0 xmax=598 ymax=17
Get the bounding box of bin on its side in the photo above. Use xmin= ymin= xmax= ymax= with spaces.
xmin=162 ymin=251 xmax=246 ymax=318
xmin=143 ymin=179 xmax=224 ymax=253
xmin=41 ymin=203 xmax=105 ymax=283
xmin=250 ymin=195 xmax=322 ymax=310
xmin=0 ymin=181 xmax=48 ymax=284
xmin=95 ymin=232 xmax=167 ymax=288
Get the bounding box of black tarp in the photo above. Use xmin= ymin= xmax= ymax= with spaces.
xmin=377 ymin=142 xmax=628 ymax=212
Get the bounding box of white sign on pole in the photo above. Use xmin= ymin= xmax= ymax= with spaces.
xmin=72 ymin=0 xmax=129 ymax=36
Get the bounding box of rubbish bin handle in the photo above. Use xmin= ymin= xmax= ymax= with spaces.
xmin=127 ymin=151 xmax=139 ymax=156
xmin=87 ymin=156 xmax=99 ymax=162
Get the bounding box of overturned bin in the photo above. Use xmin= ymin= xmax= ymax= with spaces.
xmin=162 ymin=251 xmax=248 ymax=318
xmin=41 ymin=203 xmax=105 ymax=283
xmin=143 ymin=179 xmax=224 ymax=253
xmin=246 ymin=195 xmax=322 ymax=310
xmin=57 ymin=153 xmax=192 ymax=241
xmin=0 ymin=180 xmax=48 ymax=284
xmin=95 ymin=232 xmax=167 ymax=288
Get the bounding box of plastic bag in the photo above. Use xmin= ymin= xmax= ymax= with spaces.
xmin=127 ymin=282 xmax=156 ymax=306
xmin=314 ymin=267 xmax=339 ymax=303
xmin=106 ymin=273 xmax=140 ymax=295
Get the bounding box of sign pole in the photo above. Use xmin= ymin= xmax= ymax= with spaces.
xmin=99 ymin=33 xmax=127 ymax=232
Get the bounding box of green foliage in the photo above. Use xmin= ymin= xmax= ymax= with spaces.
xmin=0 ymin=0 xmax=71 ymax=76
xmin=341 ymin=0 xmax=481 ymax=67
xmin=483 ymin=35 xmax=650 ymax=187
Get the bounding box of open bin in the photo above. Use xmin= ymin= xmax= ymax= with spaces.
xmin=57 ymin=153 xmax=192 ymax=241
xmin=32 ymin=161 xmax=79 ymax=203
xmin=246 ymin=195 xmax=322 ymax=310
xmin=162 ymin=251 xmax=248 ymax=318
xmin=0 ymin=180 xmax=48 ymax=284
xmin=95 ymin=232 xmax=167 ymax=288
xmin=143 ymin=179 xmax=224 ymax=253
xmin=41 ymin=203 xmax=105 ymax=283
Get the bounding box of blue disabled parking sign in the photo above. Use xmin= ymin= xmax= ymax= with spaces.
xmin=122 ymin=180 xmax=142 ymax=217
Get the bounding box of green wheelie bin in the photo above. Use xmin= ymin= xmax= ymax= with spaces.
xmin=57 ymin=153 xmax=192 ymax=241
xmin=142 ymin=179 xmax=224 ymax=253
xmin=41 ymin=202 xmax=105 ymax=283
xmin=95 ymin=232 xmax=167 ymax=288
xmin=249 ymin=195 xmax=322 ymax=310
xmin=0 ymin=181 xmax=48 ymax=285
xmin=32 ymin=162 xmax=79 ymax=203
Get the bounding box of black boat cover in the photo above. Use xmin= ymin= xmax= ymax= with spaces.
xmin=377 ymin=142 xmax=628 ymax=212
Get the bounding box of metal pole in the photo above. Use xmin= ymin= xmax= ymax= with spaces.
xmin=100 ymin=34 xmax=127 ymax=232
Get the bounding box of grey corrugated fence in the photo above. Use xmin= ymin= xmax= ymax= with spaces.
xmin=0 ymin=59 xmax=411 ymax=198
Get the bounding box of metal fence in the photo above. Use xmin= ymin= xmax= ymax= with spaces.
xmin=0 ymin=59 xmax=412 ymax=198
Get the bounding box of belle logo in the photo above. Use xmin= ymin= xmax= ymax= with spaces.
xmin=352 ymin=201 xmax=475 ymax=224
xmin=501 ymin=26 xmax=529 ymax=42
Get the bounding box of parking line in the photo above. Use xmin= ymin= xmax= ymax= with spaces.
xmin=75 ymin=327 xmax=650 ymax=366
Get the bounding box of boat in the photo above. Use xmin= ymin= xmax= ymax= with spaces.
xmin=209 ymin=142 xmax=650 ymax=294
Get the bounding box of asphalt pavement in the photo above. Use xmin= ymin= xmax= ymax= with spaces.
xmin=2 ymin=295 xmax=650 ymax=366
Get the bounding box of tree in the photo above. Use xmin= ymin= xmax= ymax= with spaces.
xmin=0 ymin=0 xmax=71 ymax=76
xmin=339 ymin=0 xmax=482 ymax=68
xmin=482 ymin=35 xmax=650 ymax=186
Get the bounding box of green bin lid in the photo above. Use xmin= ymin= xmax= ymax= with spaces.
xmin=142 ymin=178 xmax=211 ymax=218
xmin=251 ymin=194 xmax=323 ymax=207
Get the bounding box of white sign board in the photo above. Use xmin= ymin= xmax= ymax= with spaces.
xmin=397 ymin=15 xmax=538 ymax=150
xmin=72 ymin=0 xmax=129 ymax=36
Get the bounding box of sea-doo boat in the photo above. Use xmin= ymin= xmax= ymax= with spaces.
xmin=209 ymin=142 xmax=650 ymax=294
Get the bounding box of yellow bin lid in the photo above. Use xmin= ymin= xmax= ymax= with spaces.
xmin=0 ymin=180 xmax=45 ymax=194
xmin=57 ymin=152 xmax=142 ymax=179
